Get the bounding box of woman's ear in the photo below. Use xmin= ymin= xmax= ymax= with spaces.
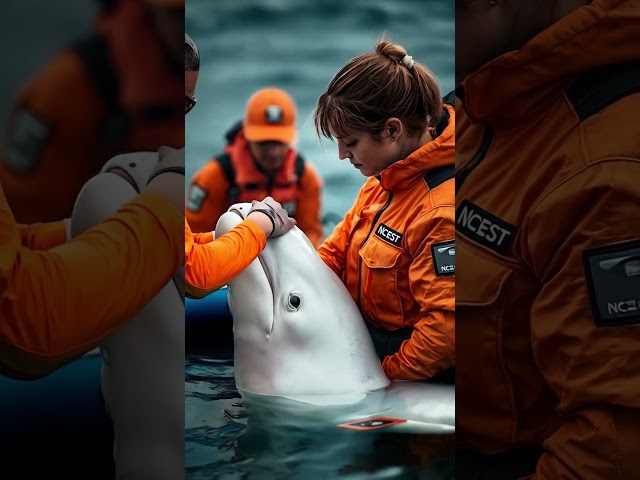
xmin=385 ymin=118 xmax=403 ymax=141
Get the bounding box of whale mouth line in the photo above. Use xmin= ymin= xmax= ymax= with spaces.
xmin=257 ymin=253 xmax=275 ymax=336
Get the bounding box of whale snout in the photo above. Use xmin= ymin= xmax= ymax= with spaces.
xmin=215 ymin=203 xmax=254 ymax=237
xmin=228 ymin=203 xmax=252 ymax=220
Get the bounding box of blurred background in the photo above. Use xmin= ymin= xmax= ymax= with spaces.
xmin=0 ymin=2 xmax=109 ymax=475
xmin=0 ymin=1 xmax=97 ymax=124
xmin=186 ymin=0 xmax=455 ymax=225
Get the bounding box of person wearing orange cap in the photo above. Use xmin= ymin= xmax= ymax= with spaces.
xmin=183 ymin=34 xmax=297 ymax=298
xmin=314 ymin=37 xmax=455 ymax=383
xmin=0 ymin=0 xmax=184 ymax=224
xmin=186 ymin=87 xmax=324 ymax=247
xmin=455 ymin=0 xmax=640 ymax=478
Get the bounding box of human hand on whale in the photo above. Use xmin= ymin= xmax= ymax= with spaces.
xmin=228 ymin=196 xmax=297 ymax=238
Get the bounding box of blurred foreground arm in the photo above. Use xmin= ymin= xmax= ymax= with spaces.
xmin=0 ymin=188 xmax=183 ymax=379
xmin=16 ymin=220 xmax=68 ymax=250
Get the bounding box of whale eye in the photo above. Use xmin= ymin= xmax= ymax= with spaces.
xmin=287 ymin=293 xmax=302 ymax=311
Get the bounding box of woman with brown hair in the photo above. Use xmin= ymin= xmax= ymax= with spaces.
xmin=314 ymin=36 xmax=455 ymax=382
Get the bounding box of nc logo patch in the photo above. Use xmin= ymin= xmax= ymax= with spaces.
xmin=264 ymin=105 xmax=283 ymax=124
xmin=583 ymin=239 xmax=640 ymax=327
xmin=432 ymin=240 xmax=455 ymax=277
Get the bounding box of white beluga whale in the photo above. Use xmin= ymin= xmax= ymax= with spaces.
xmin=71 ymin=151 xmax=184 ymax=479
xmin=214 ymin=203 xmax=455 ymax=434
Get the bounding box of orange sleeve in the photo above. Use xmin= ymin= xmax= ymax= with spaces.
xmin=295 ymin=162 xmax=324 ymax=247
xmin=185 ymin=160 xmax=229 ymax=233
xmin=382 ymin=207 xmax=455 ymax=381
xmin=0 ymin=189 xmax=183 ymax=379
xmin=17 ymin=220 xmax=67 ymax=250
xmin=193 ymin=231 xmax=214 ymax=244
xmin=0 ymin=48 xmax=108 ymax=223
xmin=185 ymin=217 xmax=265 ymax=291
xmin=521 ymin=162 xmax=640 ymax=479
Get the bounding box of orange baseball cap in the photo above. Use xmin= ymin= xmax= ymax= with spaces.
xmin=243 ymin=88 xmax=297 ymax=144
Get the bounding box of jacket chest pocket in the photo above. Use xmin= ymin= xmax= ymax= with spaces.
xmin=456 ymin=239 xmax=519 ymax=448
xmin=359 ymin=239 xmax=403 ymax=328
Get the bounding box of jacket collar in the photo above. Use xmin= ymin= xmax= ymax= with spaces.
xmin=379 ymin=104 xmax=455 ymax=192
xmin=459 ymin=0 xmax=638 ymax=124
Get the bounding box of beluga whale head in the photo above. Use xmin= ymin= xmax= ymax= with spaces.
xmin=215 ymin=203 xmax=390 ymax=402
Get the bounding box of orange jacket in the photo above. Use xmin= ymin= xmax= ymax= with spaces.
xmin=184 ymin=218 xmax=266 ymax=298
xmin=186 ymin=127 xmax=323 ymax=246
xmin=0 ymin=187 xmax=183 ymax=379
xmin=0 ymin=0 xmax=183 ymax=224
xmin=456 ymin=1 xmax=640 ymax=477
xmin=317 ymin=104 xmax=455 ymax=381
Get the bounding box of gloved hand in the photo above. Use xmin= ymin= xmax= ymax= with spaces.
xmin=248 ymin=196 xmax=296 ymax=237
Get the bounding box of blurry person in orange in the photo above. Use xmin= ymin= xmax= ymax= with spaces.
xmin=186 ymin=87 xmax=323 ymax=247
xmin=0 ymin=0 xmax=184 ymax=224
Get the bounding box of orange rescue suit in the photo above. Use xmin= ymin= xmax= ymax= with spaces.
xmin=318 ymin=104 xmax=456 ymax=381
xmin=0 ymin=0 xmax=183 ymax=223
xmin=455 ymin=0 xmax=640 ymax=478
xmin=186 ymin=129 xmax=323 ymax=246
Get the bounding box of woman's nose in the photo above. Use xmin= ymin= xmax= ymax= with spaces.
xmin=338 ymin=145 xmax=351 ymax=160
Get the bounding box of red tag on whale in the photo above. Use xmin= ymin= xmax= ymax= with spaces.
xmin=337 ymin=416 xmax=407 ymax=431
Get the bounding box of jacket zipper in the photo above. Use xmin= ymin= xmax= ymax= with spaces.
xmin=357 ymin=190 xmax=393 ymax=314
xmin=456 ymin=123 xmax=493 ymax=193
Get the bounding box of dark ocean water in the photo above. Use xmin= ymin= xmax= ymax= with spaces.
xmin=185 ymin=2 xmax=454 ymax=479
xmin=185 ymin=356 xmax=455 ymax=480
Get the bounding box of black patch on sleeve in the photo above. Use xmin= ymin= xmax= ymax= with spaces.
xmin=431 ymin=240 xmax=455 ymax=277
xmin=583 ymin=239 xmax=640 ymax=327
